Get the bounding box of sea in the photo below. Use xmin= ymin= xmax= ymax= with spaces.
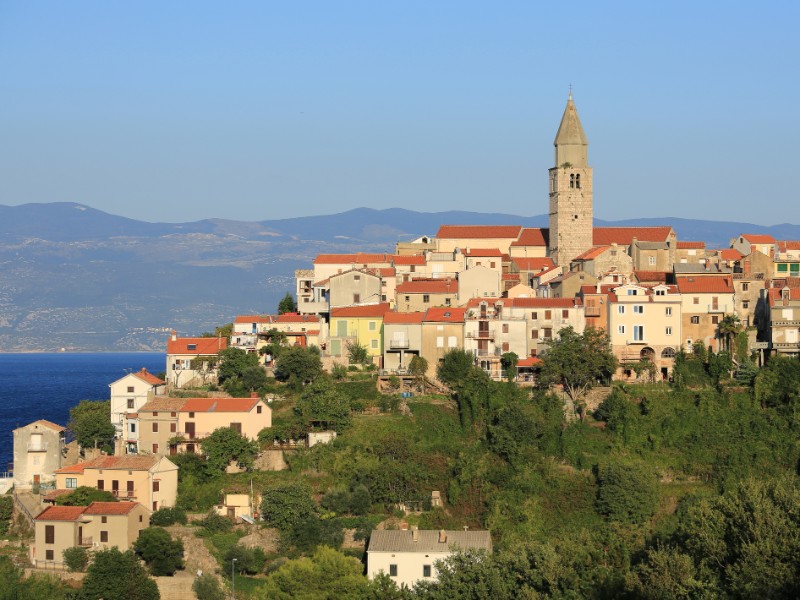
xmin=0 ymin=352 xmax=165 ymax=471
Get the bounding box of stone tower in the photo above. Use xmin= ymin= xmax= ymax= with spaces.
xmin=548 ymin=93 xmax=593 ymax=266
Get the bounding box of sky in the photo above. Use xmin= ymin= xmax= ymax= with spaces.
xmin=1 ymin=1 xmax=798 ymax=226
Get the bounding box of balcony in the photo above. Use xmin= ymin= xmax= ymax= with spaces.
xmin=707 ymin=304 xmax=729 ymax=313
xmin=584 ymin=307 xmax=602 ymax=317
xmin=389 ymin=340 xmax=410 ymax=349
xmin=474 ymin=348 xmax=502 ymax=357
xmin=465 ymin=330 xmax=494 ymax=339
xmin=27 ymin=442 xmax=49 ymax=452
xmin=771 ymin=319 xmax=800 ymax=327
xmin=773 ymin=342 xmax=800 ymax=350
xmin=109 ymin=489 xmax=136 ymax=500
xmin=79 ymin=537 xmax=93 ymax=547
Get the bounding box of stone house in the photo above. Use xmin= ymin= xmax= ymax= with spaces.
xmin=12 ymin=419 xmax=66 ymax=490
xmin=395 ymin=279 xmax=458 ymax=312
xmin=730 ymin=233 xmax=775 ymax=258
xmin=676 ymin=276 xmax=735 ymax=353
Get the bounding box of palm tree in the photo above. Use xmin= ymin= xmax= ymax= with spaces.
xmin=717 ymin=314 xmax=742 ymax=353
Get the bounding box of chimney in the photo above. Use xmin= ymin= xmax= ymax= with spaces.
xmin=251 ymin=392 xmax=259 ymax=399
xmin=438 ymin=530 xmax=447 ymax=544
xmin=411 ymin=527 xmax=419 ymax=542
xmin=171 ymin=331 xmax=177 ymax=342
xmin=400 ymin=522 xmax=408 ymax=531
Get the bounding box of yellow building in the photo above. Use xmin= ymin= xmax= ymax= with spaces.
xmin=329 ymin=303 xmax=391 ymax=362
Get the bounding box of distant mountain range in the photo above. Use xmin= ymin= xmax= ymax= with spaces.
xmin=1 ymin=202 xmax=798 ymax=352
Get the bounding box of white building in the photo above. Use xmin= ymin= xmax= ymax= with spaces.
xmin=109 ymin=369 xmax=166 ymax=438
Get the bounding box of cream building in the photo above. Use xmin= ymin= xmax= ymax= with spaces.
xmin=109 ymin=368 xmax=166 ymax=439
xmin=676 ymin=276 xmax=735 ymax=353
xmin=383 ymin=311 xmax=425 ymax=372
xmin=166 ymin=334 xmax=227 ymax=388
xmin=32 ymin=501 xmax=150 ymax=568
xmin=395 ymin=279 xmax=458 ymax=312
xmin=54 ymin=455 xmax=178 ymax=512
xmin=434 ymin=225 xmax=522 ymax=255
xmin=421 ymin=307 xmax=466 ymax=378
xmin=12 ymin=420 xmax=66 ymax=490
xmin=367 ymin=529 xmax=492 ymax=589
xmin=458 ymin=266 xmax=501 ymax=304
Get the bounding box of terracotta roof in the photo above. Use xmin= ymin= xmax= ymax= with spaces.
xmin=677 ymin=241 xmax=706 ymax=249
xmin=132 ymin=368 xmax=165 ymax=386
xmin=592 ymin=226 xmax=673 ymax=246
xmin=436 ymin=225 xmax=523 ymax=239
xmin=330 ymin=303 xmax=391 ymax=318
xmin=463 ymin=248 xmax=503 ymax=257
xmin=517 ymin=357 xmax=542 ymax=367
xmin=15 ymin=419 xmax=65 ymax=433
xmin=139 ymin=397 xmax=186 ymax=412
xmin=234 ymin=315 xmax=273 ymax=324
xmin=717 ymin=249 xmax=744 ymax=261
xmin=633 ymin=271 xmax=669 ymax=282
xmin=35 ymin=505 xmax=86 ymax=522
xmin=512 ymin=257 xmax=555 ymax=272
xmin=167 ymin=336 xmax=227 ymax=355
xmin=511 ymin=227 xmax=549 ymax=247
xmin=396 ymin=279 xmax=457 ymax=294
xmin=392 ymin=255 xmax=426 ymax=266
xmin=424 ymin=307 xmax=467 ymax=323
xmin=369 ymin=529 xmax=492 ymax=553
xmin=676 ymin=276 xmax=734 ymax=294
xmin=383 ymin=311 xmax=426 ymax=324
xmin=581 ymin=284 xmax=616 ymax=295
xmin=573 ymin=245 xmax=611 ymax=261
xmin=777 ymin=241 xmax=800 ymax=252
xmin=313 ymin=253 xmax=390 ymax=265
xmin=275 ymin=313 xmax=319 ymax=323
xmin=464 ymin=297 xmax=576 ymax=308
xmin=43 ymin=489 xmax=71 ymax=501
xmin=741 ymin=234 xmax=775 ymax=244
xmin=180 ymin=397 xmax=261 ymax=413
xmin=502 ymin=273 xmax=520 ymax=281
xmin=56 ymin=455 xmax=161 ymax=474
xmin=768 ymin=287 xmax=800 ymax=306
xmin=81 ymin=502 xmax=137 ymax=516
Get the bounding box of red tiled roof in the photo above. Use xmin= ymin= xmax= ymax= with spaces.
xmin=424 ymin=307 xmax=467 ymax=323
xmin=17 ymin=419 xmax=65 ymax=433
xmin=581 ymin=284 xmax=616 ymax=295
xmin=43 ymin=489 xmax=71 ymax=501
xmin=313 ymin=253 xmax=390 ymax=265
xmin=463 ymin=248 xmax=503 ymax=257
xmin=464 ymin=297 xmax=576 ymax=308
xmin=717 ymin=249 xmax=744 ymax=261
xmin=35 ymin=505 xmax=86 ymax=522
xmin=517 ymin=357 xmax=542 ymax=368
xmin=384 ymin=311 xmax=426 ymax=324
xmin=777 ymin=241 xmax=800 ymax=252
xmin=330 ymin=303 xmax=391 ymax=318
xmin=676 ymin=276 xmax=734 ymax=294
xmin=512 ymin=257 xmax=555 ymax=272
xmin=139 ymin=397 xmax=186 ymax=412
xmin=511 ymin=228 xmax=549 ymax=247
xmin=592 ymin=226 xmax=672 ymax=246
xmin=768 ymin=287 xmax=800 ymax=306
xmin=677 ymin=241 xmax=705 ymax=249
xmin=573 ymin=246 xmax=610 ymax=261
xmin=275 ymin=313 xmax=318 ymax=323
xmin=502 ymin=273 xmax=520 ymax=281
xmin=392 ymin=255 xmax=426 ymax=266
xmin=180 ymin=397 xmax=261 ymax=413
xmin=167 ymin=336 xmax=227 ymax=356
xmin=82 ymin=502 xmax=139 ymax=515
xmin=234 ymin=315 xmax=273 ymax=324
xmin=741 ymin=234 xmax=775 ymax=244
xmin=633 ymin=271 xmax=669 ymax=282
xmin=56 ymin=455 xmax=160 ymax=474
xmin=396 ymin=279 xmax=457 ymax=294
xmin=436 ymin=225 xmax=523 ymax=239
xmin=132 ymin=368 xmax=165 ymax=386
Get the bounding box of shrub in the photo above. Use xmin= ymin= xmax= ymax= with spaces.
xmin=197 ymin=511 xmax=234 ymax=535
xmin=595 ymin=460 xmax=659 ymax=524
xmin=193 ymin=573 xmax=226 ymax=600
xmin=331 ymin=363 xmax=348 ymax=380
xmin=224 ymin=544 xmax=267 ymax=575
xmin=0 ymin=496 xmax=12 ymax=536
xmin=62 ymin=546 xmax=89 ymax=572
xmin=150 ymin=506 xmax=188 ymax=526
xmin=261 ymin=483 xmax=317 ymax=532
xmin=133 ymin=526 xmax=185 ymax=576
xmin=54 ymin=486 xmax=118 ymax=506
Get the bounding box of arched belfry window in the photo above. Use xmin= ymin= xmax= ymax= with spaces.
xmin=575 ymin=174 xmax=581 ymax=189
xmin=569 ymin=174 xmax=575 ymax=189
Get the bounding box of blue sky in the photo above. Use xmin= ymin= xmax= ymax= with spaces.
xmin=1 ymin=1 xmax=798 ymax=225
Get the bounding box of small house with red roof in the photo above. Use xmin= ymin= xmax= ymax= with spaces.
xmin=383 ymin=312 xmax=425 ymax=372
xmin=32 ymin=501 xmax=149 ymax=568
xmin=675 ymin=241 xmax=707 ymax=264
xmin=329 ymin=303 xmax=391 ymax=363
xmin=421 ymin=307 xmax=467 ymax=378
xmin=12 ymin=419 xmax=66 ymax=491
xmin=396 ymin=279 xmax=458 ymax=313
xmin=109 ymin=368 xmax=166 ymax=441
xmin=509 ymin=228 xmax=550 ymax=258
xmin=676 ymin=276 xmax=735 ymax=352
xmin=730 ymin=234 xmax=775 ymax=258
xmin=166 ymin=333 xmax=228 ymax=389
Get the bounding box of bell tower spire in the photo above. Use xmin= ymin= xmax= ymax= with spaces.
xmin=548 ymin=92 xmax=593 ymax=266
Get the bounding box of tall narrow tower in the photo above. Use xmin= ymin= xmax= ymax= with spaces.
xmin=548 ymin=93 xmax=593 ymax=266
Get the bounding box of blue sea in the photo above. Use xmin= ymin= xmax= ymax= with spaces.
xmin=0 ymin=353 xmax=165 ymax=471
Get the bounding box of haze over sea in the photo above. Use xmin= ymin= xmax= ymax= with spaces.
xmin=0 ymin=352 xmax=165 ymax=470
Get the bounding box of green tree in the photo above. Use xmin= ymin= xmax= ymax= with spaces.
xmin=409 ymin=354 xmax=428 ymax=391
xmin=133 ymin=526 xmax=184 ymax=576
xmin=193 ymin=573 xmax=226 ymax=600
xmin=260 ymin=483 xmax=317 ymax=532
xmin=0 ymin=497 xmax=12 ymax=536
xmin=346 ymin=340 xmax=370 ymax=365
xmin=259 ymin=328 xmax=289 ymax=362
xmin=201 ymin=426 xmax=259 ymax=472
xmin=538 ymin=326 xmax=618 ymax=421
xmin=625 ymin=545 xmax=710 ymax=600
xmin=274 ymin=345 xmax=323 ymax=388
xmin=149 ymin=507 xmax=188 ymax=526
xmin=278 ymin=292 xmax=298 ymax=314
xmin=224 ymin=543 xmax=267 ymax=575
xmin=595 ymin=460 xmax=659 ymax=524
xmin=754 ymin=355 xmax=800 ymax=410
xmin=69 ymin=399 xmax=116 ymax=450
xmin=500 ymin=352 xmax=518 ymax=382
xmin=716 ymin=314 xmax=742 ymax=353
xmin=79 ymin=548 xmax=160 ymax=600
xmin=295 ymin=378 xmax=352 ymax=431
xmin=436 ymin=348 xmax=475 ymax=387
xmin=707 ymin=350 xmax=733 ymax=383
xmin=55 ymin=486 xmax=117 ymax=506
xmin=201 ymin=323 xmax=233 ymax=341
xmin=217 ymin=347 xmax=261 ymax=391
xmin=62 ymin=546 xmax=89 ymax=572
xmin=0 ymin=556 xmax=71 ymax=600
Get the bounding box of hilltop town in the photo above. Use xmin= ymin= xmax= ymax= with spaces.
xmin=3 ymin=96 xmax=800 ymax=599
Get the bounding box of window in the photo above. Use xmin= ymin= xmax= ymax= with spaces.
xmin=627 ymin=289 xmax=638 ymax=296
xmin=618 ymin=306 xmax=625 ymax=314
xmin=152 ymin=444 xmax=158 ymax=454
xmin=45 ymin=525 xmax=54 ymax=544
xmin=618 ymin=325 xmax=625 ymax=334
xmin=153 ymin=480 xmax=160 ymax=492
xmin=371 ymin=339 xmax=379 ymax=349
xmin=531 ymin=312 xmax=538 ymax=319
xmin=742 ymin=283 xmax=749 ymax=291
xmin=662 ymin=347 xmax=676 ymax=358
xmin=648 ymin=256 xmax=656 ymax=266
xmin=712 ymin=316 xmax=719 ymax=325
xmin=389 ymin=565 xmax=398 ymax=577
xmin=423 ymin=295 xmax=430 ymax=303
xmin=575 ymin=173 xmax=581 ymax=189
xmin=101 ymin=516 xmax=107 ymax=524
xmin=189 ymin=412 xmax=195 ymax=418
xmin=544 ymin=310 xmax=552 ymax=319
xmin=743 ymin=301 xmax=749 ymax=309
xmin=354 ymin=274 xmax=361 ymax=281
xmin=693 ymin=297 xmax=699 ymax=305
xmin=570 ymin=173 xmax=575 ymax=188
xmin=127 ymin=386 xmax=135 ymax=393
xmin=187 ymin=344 xmax=196 ymax=350
xmin=139 ymin=515 xmax=143 ymax=522
xmin=46 ymin=549 xmax=54 ymax=560
xmin=257 ymin=405 xmax=262 ymax=414
xmin=170 ymin=423 xmax=176 ymax=433
xmin=502 ymin=324 xmax=509 ymax=333
xmin=666 ymin=327 xmax=672 ymax=335
xmin=531 ymin=330 xmax=539 ymax=339
xmin=353 ymin=293 xmax=360 ymax=303
xmin=171 ymin=412 xmax=176 ymax=417
xmin=100 ymin=531 xmax=108 ymax=543
xmin=490 ymin=262 xmax=496 ymax=268
xmin=66 ymin=477 xmax=77 ymax=489
xmin=634 ymin=305 xmax=644 ymax=314
xmin=405 ymin=295 xmax=410 ymax=302
xmin=127 ymin=399 xmax=135 ymax=409
xmin=436 ymin=336 xmax=444 ymax=348
xmin=97 ymin=480 xmax=104 ymax=490
xmin=445 ymin=298 xmax=451 ymax=307
xmin=633 ymin=325 xmax=644 ymax=341
xmin=152 ymin=423 xmax=158 ymax=433
xmin=666 ymin=307 xmax=672 ymax=316
xmin=448 ymin=336 xmax=457 ymax=348
xmin=368 ymin=321 xmax=376 ymax=331
xmin=543 ymin=328 xmax=552 ymax=339
xmin=691 ymin=316 xmax=700 ymax=324
xmin=152 ymin=412 xmax=158 ymax=417
xmin=423 ymin=565 xmax=432 ymax=578
xmin=563 ymin=309 xmax=569 ymax=318
xmin=655 ymin=289 xmax=666 ymax=296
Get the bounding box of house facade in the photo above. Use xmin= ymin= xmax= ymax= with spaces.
xmin=109 ymin=369 xmax=166 ymax=439
xmin=12 ymin=420 xmax=66 ymax=490
xmin=166 ymin=334 xmax=227 ymax=388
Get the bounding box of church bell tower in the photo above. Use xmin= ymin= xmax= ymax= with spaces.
xmin=548 ymin=93 xmax=593 ymax=266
